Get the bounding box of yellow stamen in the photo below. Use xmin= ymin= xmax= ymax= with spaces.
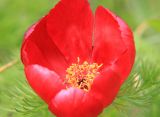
xmin=65 ymin=57 xmax=103 ymax=92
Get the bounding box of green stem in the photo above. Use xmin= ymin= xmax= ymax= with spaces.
xmin=0 ymin=59 xmax=18 ymax=73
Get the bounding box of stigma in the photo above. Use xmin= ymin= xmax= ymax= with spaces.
xmin=65 ymin=57 xmax=103 ymax=92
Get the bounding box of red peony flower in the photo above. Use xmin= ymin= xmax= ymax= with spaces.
xmin=21 ymin=0 xmax=135 ymax=117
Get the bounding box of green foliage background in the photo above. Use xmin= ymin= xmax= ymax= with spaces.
xmin=0 ymin=0 xmax=160 ymax=117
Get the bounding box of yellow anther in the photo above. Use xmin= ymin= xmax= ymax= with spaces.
xmin=65 ymin=57 xmax=103 ymax=92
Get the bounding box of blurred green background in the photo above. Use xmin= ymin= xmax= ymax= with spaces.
xmin=0 ymin=0 xmax=160 ymax=117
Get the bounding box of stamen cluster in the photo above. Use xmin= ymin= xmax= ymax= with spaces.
xmin=65 ymin=58 xmax=102 ymax=91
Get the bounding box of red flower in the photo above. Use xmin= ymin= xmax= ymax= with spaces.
xmin=21 ymin=0 xmax=135 ymax=117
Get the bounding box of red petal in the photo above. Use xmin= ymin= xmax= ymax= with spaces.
xmin=110 ymin=50 xmax=134 ymax=83
xmin=90 ymin=68 xmax=121 ymax=107
xmin=110 ymin=15 xmax=135 ymax=83
xmin=21 ymin=17 xmax=68 ymax=76
xmin=92 ymin=6 xmax=135 ymax=82
xmin=47 ymin=0 xmax=93 ymax=64
xmin=25 ymin=65 xmax=65 ymax=104
xmin=92 ymin=6 xmax=126 ymax=68
xmin=49 ymin=88 xmax=103 ymax=117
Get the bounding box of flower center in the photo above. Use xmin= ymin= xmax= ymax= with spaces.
xmin=65 ymin=57 xmax=102 ymax=92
